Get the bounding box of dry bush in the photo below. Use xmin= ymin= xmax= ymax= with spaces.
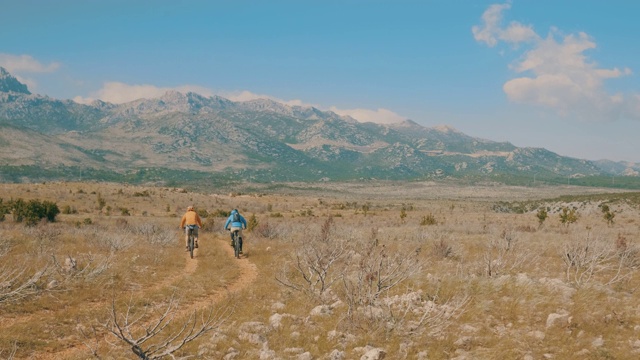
xmin=103 ymin=294 xmax=231 ymax=359
xmin=475 ymin=227 xmax=534 ymax=277
xmin=276 ymin=216 xmax=351 ymax=303
xmin=426 ymin=230 xmax=456 ymax=259
xmin=24 ymin=224 xmax=62 ymax=254
xmin=252 ymin=220 xmax=279 ymax=240
xmin=129 ymin=223 xmax=176 ymax=246
xmin=562 ymin=230 xmax=636 ymax=287
xmin=0 ymin=263 xmax=49 ymax=304
xmin=341 ymin=237 xmax=423 ymax=316
xmin=0 ymin=341 xmax=17 ymax=360
xmin=379 ymin=290 xmax=469 ymax=337
xmin=83 ymin=225 xmax=136 ymax=252
xmin=0 ymin=227 xmax=51 ymax=304
xmin=431 ymin=238 xmax=454 ymax=259
xmin=51 ymin=252 xmax=113 ymax=284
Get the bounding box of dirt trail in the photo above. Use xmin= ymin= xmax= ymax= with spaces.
xmin=23 ymin=235 xmax=258 ymax=360
xmin=2 ymin=241 xmax=200 ymax=331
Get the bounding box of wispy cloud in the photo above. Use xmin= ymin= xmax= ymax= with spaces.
xmin=329 ymin=107 xmax=406 ymax=124
xmin=0 ymin=53 xmax=61 ymax=91
xmin=473 ymin=3 xmax=639 ymax=121
xmin=472 ymin=3 xmax=538 ymax=47
xmin=221 ymin=90 xmax=308 ymax=107
xmin=0 ymin=53 xmax=60 ymax=73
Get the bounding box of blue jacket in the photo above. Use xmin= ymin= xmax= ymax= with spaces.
xmin=224 ymin=210 xmax=247 ymax=230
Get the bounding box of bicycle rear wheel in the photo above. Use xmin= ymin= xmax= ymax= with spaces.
xmin=233 ymin=231 xmax=241 ymax=259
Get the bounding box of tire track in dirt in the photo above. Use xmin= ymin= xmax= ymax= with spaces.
xmin=21 ymin=235 xmax=258 ymax=360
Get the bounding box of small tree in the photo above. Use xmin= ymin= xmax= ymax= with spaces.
xmin=559 ymin=207 xmax=578 ymax=227
xmin=600 ymin=204 xmax=615 ymax=226
xmin=400 ymin=209 xmax=407 ymax=223
xmin=536 ymin=208 xmax=548 ymax=227
xmin=247 ymin=213 xmax=258 ymax=232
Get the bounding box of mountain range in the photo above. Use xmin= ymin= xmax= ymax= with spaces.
xmin=0 ymin=67 xmax=638 ymax=187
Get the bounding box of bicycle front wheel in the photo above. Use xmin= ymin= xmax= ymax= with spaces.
xmin=189 ymin=235 xmax=195 ymax=259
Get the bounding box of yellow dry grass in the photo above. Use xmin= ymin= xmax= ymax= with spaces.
xmin=0 ymin=181 xmax=639 ymax=359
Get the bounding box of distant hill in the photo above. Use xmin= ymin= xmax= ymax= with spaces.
xmin=1 ymin=67 xmax=639 ymax=188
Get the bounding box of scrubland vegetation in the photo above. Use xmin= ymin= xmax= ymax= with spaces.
xmin=1 ymin=181 xmax=640 ymax=359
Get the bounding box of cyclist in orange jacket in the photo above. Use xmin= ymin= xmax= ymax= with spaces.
xmin=179 ymin=205 xmax=203 ymax=251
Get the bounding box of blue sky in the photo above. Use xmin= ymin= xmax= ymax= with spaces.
xmin=1 ymin=0 xmax=639 ymax=163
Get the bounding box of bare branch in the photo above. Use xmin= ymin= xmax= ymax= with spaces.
xmin=0 ymin=264 xmax=48 ymax=304
xmin=104 ymin=294 xmax=231 ymax=359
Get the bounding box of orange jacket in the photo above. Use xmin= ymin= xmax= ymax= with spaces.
xmin=180 ymin=210 xmax=203 ymax=228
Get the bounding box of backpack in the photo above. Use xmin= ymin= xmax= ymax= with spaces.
xmin=233 ymin=212 xmax=240 ymax=223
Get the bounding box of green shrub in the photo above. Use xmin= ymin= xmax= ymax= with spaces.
xmin=420 ymin=213 xmax=437 ymax=226
xmin=96 ymin=192 xmax=106 ymax=210
xmin=559 ymin=207 xmax=578 ymax=226
xmin=247 ymin=214 xmax=258 ymax=232
xmin=197 ymin=208 xmax=209 ymax=218
xmin=62 ymin=205 xmax=78 ymax=214
xmin=213 ymin=209 xmax=230 ymax=217
xmin=204 ymin=217 xmax=215 ymax=229
xmin=11 ymin=198 xmax=60 ymax=225
xmin=536 ymin=208 xmax=548 ymax=226
xmin=0 ymin=198 xmax=10 ymax=221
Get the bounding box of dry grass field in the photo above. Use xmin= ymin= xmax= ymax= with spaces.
xmin=1 ymin=181 xmax=639 ymax=359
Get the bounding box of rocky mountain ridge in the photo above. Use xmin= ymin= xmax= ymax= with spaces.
xmin=0 ymin=67 xmax=638 ymax=186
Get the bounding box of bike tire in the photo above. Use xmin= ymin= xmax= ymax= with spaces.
xmin=189 ymin=234 xmax=195 ymax=259
xmin=233 ymin=231 xmax=241 ymax=259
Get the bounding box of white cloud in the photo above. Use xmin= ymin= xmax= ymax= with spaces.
xmin=472 ymin=3 xmax=538 ymax=47
xmin=222 ymin=90 xmax=308 ymax=107
xmin=329 ymin=107 xmax=406 ymax=124
xmin=73 ymin=82 xmax=216 ymax=104
xmin=0 ymin=53 xmax=61 ymax=93
xmin=474 ymin=3 xmax=639 ymax=122
xmin=0 ymin=53 xmax=60 ymax=73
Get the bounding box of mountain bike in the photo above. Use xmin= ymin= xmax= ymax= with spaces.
xmin=186 ymin=225 xmax=197 ymax=259
xmin=231 ymin=229 xmax=242 ymax=259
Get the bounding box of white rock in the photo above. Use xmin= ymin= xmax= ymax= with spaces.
xmin=529 ymin=330 xmax=545 ymax=340
xmin=546 ymin=311 xmax=570 ymax=328
xmin=269 ymin=313 xmax=284 ymax=329
xmin=310 ymin=305 xmax=332 ymax=316
xmin=360 ymin=348 xmax=386 ymax=360
xmin=329 ymin=349 xmax=345 ymax=360
xmin=592 ymin=336 xmax=604 ymax=348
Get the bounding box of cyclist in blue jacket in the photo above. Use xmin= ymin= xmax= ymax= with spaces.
xmin=224 ymin=209 xmax=247 ymax=253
